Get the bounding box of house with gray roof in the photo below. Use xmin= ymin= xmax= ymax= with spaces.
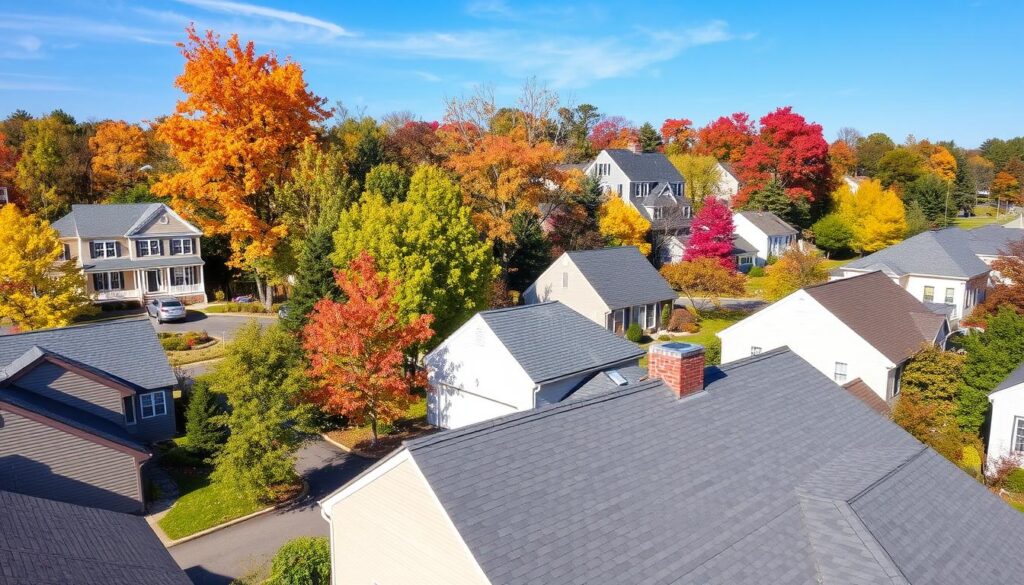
xmin=522 ymin=246 xmax=677 ymax=334
xmin=323 ymin=342 xmax=1024 ymax=584
xmin=0 ymin=318 xmax=176 ymax=513
xmin=424 ymin=301 xmax=644 ymax=429
xmin=0 ymin=488 xmax=191 ymax=585
xmin=987 ymin=361 xmax=1024 ymax=467
xmin=52 ymin=203 xmax=207 ymax=306
xmin=832 ymin=228 xmax=991 ymax=320
xmin=732 ymin=210 xmax=799 ymax=267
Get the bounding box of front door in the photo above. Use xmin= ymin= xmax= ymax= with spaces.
xmin=146 ymin=270 xmax=161 ymax=293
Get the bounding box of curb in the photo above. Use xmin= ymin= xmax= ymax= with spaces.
xmin=321 ymin=433 xmax=351 ymax=453
xmin=160 ymin=479 xmax=309 ymax=548
xmin=194 ymin=310 xmax=279 ymax=319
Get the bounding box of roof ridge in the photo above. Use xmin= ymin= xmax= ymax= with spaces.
xmin=565 ymin=245 xmax=638 ymax=255
xmin=803 ymin=270 xmax=884 ymax=292
xmin=478 ymin=301 xmax=558 ymax=315
xmin=847 ymin=446 xmax=929 ymax=505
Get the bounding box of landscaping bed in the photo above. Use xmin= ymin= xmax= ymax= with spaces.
xmin=203 ymin=302 xmax=282 ymax=314
xmin=638 ymin=308 xmax=748 ymax=367
xmin=160 ymin=331 xmax=227 ymax=366
xmin=326 ymin=397 xmax=436 ymax=459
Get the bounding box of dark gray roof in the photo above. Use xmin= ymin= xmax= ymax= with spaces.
xmin=403 ymin=348 xmax=1024 ymax=584
xmin=731 ymin=235 xmax=757 ymax=255
xmin=566 ymin=246 xmax=677 ymax=309
xmin=52 ymin=204 xmax=163 ymax=238
xmin=0 ymin=318 xmax=176 ymax=390
xmin=736 ymin=210 xmax=798 ymax=236
xmin=82 ymin=255 xmax=204 ymax=273
xmin=993 ymin=361 xmax=1024 ymax=394
xmin=603 ymin=149 xmax=684 ymax=183
xmin=0 ymin=489 xmax=191 ymax=585
xmin=844 ymin=228 xmax=990 ymax=278
xmin=566 ymin=365 xmax=648 ymax=401
xmin=966 ymin=224 xmax=1024 ymax=256
xmin=479 ymin=303 xmax=643 ymax=384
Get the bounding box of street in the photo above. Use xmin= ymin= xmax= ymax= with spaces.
xmin=151 ymin=310 xmax=278 ymax=341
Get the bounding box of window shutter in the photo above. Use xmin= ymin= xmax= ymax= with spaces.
xmin=89 ymin=242 xmax=96 ymax=259
xmin=159 ymin=240 xmax=164 ymax=256
xmin=115 ymin=242 xmax=121 ymax=257
xmin=170 ymin=240 xmax=177 ymax=256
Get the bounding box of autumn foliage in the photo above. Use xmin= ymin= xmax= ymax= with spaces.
xmin=597 ymin=196 xmax=651 ymax=255
xmin=588 ymin=116 xmax=638 ymax=150
xmin=695 ymin=113 xmax=754 ymax=162
xmin=89 ymin=121 xmax=149 ymax=196
xmin=683 ymin=197 xmax=735 ymax=268
xmin=303 ymin=252 xmax=434 ymax=443
xmin=834 ymin=179 xmax=907 ymax=253
xmin=660 ymin=257 xmax=745 ymax=311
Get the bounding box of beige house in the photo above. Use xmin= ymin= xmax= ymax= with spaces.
xmin=52 ymin=203 xmax=207 ymax=305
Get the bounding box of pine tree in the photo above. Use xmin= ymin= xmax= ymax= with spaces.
xmin=283 ymin=224 xmax=341 ymax=332
xmin=743 ymin=178 xmax=809 ymax=227
xmin=638 ymin=122 xmax=662 ymax=152
xmin=505 ymin=212 xmax=552 ymax=293
xmin=184 ymin=377 xmax=227 ymax=458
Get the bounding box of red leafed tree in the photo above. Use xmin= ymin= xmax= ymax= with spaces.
xmin=386 ymin=120 xmax=442 ymax=171
xmin=660 ymin=118 xmax=695 ymax=154
xmin=303 ymin=251 xmax=434 ymax=444
xmin=732 ymin=107 xmax=831 ymax=209
xmin=683 ymin=197 xmax=735 ymax=269
xmin=589 ymin=116 xmax=638 ymax=151
xmin=695 ymin=112 xmax=755 ymax=162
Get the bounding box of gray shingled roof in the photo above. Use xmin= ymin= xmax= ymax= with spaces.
xmin=566 ymin=365 xmax=648 ymax=401
xmin=566 ymin=246 xmax=678 ymax=309
xmin=993 ymin=361 xmax=1024 ymax=394
xmin=604 ymin=149 xmax=685 ymax=183
xmin=0 ymin=489 xmax=191 ymax=585
xmin=806 ymin=271 xmax=947 ymax=364
xmin=52 ymin=204 xmax=162 ymax=238
xmin=966 ymin=224 xmax=1024 ymax=256
xmin=401 ymin=348 xmax=1024 ymax=584
xmin=82 ymin=256 xmax=205 ymax=273
xmin=844 ymin=228 xmax=990 ymax=278
xmin=0 ymin=318 xmax=177 ymax=390
xmin=479 ymin=302 xmax=644 ymax=384
xmin=731 ymin=235 xmax=757 ymax=255
xmin=736 ymin=210 xmax=798 ymax=236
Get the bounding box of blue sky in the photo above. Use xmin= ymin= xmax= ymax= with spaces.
xmin=1 ymin=0 xmax=1022 ymax=147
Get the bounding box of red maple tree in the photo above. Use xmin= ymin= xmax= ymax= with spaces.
xmin=695 ymin=112 xmax=755 ymax=162
xmin=683 ymin=197 xmax=736 ymax=269
xmin=303 ymin=251 xmax=434 ymax=443
xmin=660 ymin=118 xmax=695 ymax=153
xmin=589 ymin=116 xmax=638 ymax=150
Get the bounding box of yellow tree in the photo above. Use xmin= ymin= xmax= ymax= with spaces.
xmin=763 ymin=246 xmax=829 ymax=301
xmin=667 ymin=153 xmax=721 ymax=212
xmin=598 ymin=197 xmax=651 ymax=255
xmin=0 ymin=205 xmax=93 ymax=330
xmin=928 ymin=146 xmax=957 ymax=183
xmin=89 ymin=120 xmax=149 ymax=197
xmin=835 ymin=179 xmax=907 ymax=253
xmin=153 ymin=26 xmax=331 ymax=307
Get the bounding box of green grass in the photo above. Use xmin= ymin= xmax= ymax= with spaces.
xmin=158 ymin=469 xmax=264 ymax=540
xmin=202 ymin=302 xmax=280 ymax=314
xmin=743 ymin=275 xmax=766 ymax=297
xmin=639 ymin=309 xmax=748 ymax=366
xmin=955 ymin=214 xmax=1008 ymax=229
xmin=166 ymin=340 xmax=227 ymax=366
xmin=822 ymin=258 xmax=853 ymax=271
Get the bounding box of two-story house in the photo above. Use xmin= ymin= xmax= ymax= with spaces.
xmin=0 ymin=318 xmax=178 ymax=513
xmin=51 ymin=203 xmax=207 ymax=305
xmin=732 ymin=211 xmax=799 ymax=267
xmin=585 ymin=148 xmax=692 ymax=264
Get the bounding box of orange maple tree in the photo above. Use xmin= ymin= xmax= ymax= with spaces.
xmin=89 ymin=120 xmax=148 ymax=196
xmin=303 ymin=251 xmax=434 ymax=444
xmin=153 ymin=26 xmax=331 ymax=290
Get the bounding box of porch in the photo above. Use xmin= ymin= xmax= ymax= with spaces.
xmin=606 ymin=302 xmax=668 ymax=334
xmin=89 ymin=265 xmax=206 ymax=303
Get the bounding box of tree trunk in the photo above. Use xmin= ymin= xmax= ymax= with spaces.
xmin=254 ymin=273 xmax=267 ymax=306
xmin=265 ymin=280 xmax=273 ymax=311
xmin=370 ymin=417 xmax=378 ymax=446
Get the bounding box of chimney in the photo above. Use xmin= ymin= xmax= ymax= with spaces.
xmin=648 ymin=342 xmax=705 ymax=398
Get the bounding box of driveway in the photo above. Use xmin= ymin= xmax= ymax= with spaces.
xmin=152 ymin=311 xmax=278 ymax=341
xmin=170 ymin=439 xmax=372 ymax=585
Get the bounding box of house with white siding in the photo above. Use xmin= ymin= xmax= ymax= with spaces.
xmin=713 ymin=160 xmax=740 ymax=202
xmin=988 ymin=363 xmax=1024 ymax=468
xmin=732 ymin=210 xmax=799 ymax=267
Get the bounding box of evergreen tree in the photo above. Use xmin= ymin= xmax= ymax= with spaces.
xmin=907 ymin=174 xmax=951 ymax=225
xmin=951 ymin=154 xmax=976 ymax=215
xmin=505 ymin=212 xmax=552 ymax=293
xmin=184 ymin=377 xmax=227 ymax=458
xmin=744 ymin=178 xmax=809 ymax=227
xmin=283 ymin=224 xmax=341 ymax=332
xmin=904 ymin=200 xmax=931 ymax=236
xmin=638 ymin=122 xmax=662 ymax=152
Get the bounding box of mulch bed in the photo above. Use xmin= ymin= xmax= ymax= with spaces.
xmin=327 ymin=419 xmax=437 ymax=459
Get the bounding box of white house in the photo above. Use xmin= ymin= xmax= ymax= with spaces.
xmin=522 ymin=246 xmax=677 ymax=334
xmin=719 ymin=271 xmax=949 ymax=405
xmin=424 ymin=302 xmax=644 ymax=429
xmin=713 ymin=160 xmax=740 ymax=202
xmin=732 ymin=210 xmax=799 ymax=267
xmin=833 ymin=228 xmax=990 ymax=321
xmin=988 ymin=363 xmax=1024 ymax=467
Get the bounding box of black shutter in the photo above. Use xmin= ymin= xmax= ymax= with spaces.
xmin=89 ymin=242 xmax=96 ymax=259
xmin=136 ymin=241 xmax=143 ymax=256
xmin=114 ymin=242 xmax=121 ymax=258
xmin=159 ymin=240 xmax=164 ymax=256
xmin=170 ymin=240 xmax=177 ymax=256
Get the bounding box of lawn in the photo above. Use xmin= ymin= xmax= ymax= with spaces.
xmin=954 ymin=215 xmax=1009 ymax=229
xmin=740 ymin=258 xmax=850 ymax=299
xmin=638 ymin=309 xmax=748 ymax=367
xmin=166 ymin=340 xmax=227 ymax=366
xmin=158 ymin=469 xmax=265 ymax=540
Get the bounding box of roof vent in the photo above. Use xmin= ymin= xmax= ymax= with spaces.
xmin=605 ymin=370 xmax=628 ymax=386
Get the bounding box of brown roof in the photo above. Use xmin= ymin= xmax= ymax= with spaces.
xmin=842 ymin=378 xmax=891 ymax=416
xmin=806 ymin=271 xmax=947 ymax=364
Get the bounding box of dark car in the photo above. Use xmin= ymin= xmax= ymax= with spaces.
xmin=146 ymin=297 xmax=187 ymax=323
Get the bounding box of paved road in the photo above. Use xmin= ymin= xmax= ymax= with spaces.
xmin=674 ymin=297 xmax=766 ymax=313
xmin=170 ymin=439 xmax=372 ymax=585
xmin=151 ymin=310 xmax=278 ymax=341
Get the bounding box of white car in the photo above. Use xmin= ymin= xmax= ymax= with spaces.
xmin=146 ymin=297 xmax=187 ymax=323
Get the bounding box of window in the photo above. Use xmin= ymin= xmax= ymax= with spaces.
xmin=944 ymin=287 xmax=955 ymax=305
xmin=1014 ymin=418 xmax=1024 ymax=453
xmin=137 ymin=239 xmax=160 ymax=257
xmin=595 ymin=163 xmax=611 ymax=176
xmin=123 ymin=396 xmax=136 ymax=425
xmin=651 ymin=207 xmax=665 ymax=220
xmin=140 ymin=391 xmax=167 ymax=419
xmin=923 ymin=286 xmax=935 ymax=303
xmin=750 ymin=346 xmax=762 ymax=356
xmin=170 ymin=238 xmax=193 ymax=255
xmin=683 ymin=206 xmax=692 ymax=219
xmin=58 ymin=243 xmax=71 ymax=261
xmin=91 ymin=240 xmax=117 ymax=258
xmin=646 ymin=303 xmax=656 ymax=329
xmin=92 ymin=272 xmax=123 ymax=291
xmin=616 ymin=184 xmax=622 ymax=196
xmin=172 ymin=266 xmax=196 ymax=286
xmin=834 ymin=362 xmax=848 ymax=383
xmin=561 ymin=271 xmax=568 ymax=288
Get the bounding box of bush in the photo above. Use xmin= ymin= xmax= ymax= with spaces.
xmin=660 ymin=302 xmax=672 ymax=328
xmin=704 ymin=337 xmax=722 ymax=365
xmin=681 ymin=322 xmax=700 ymax=334
xmin=214 ymin=290 xmax=226 ymax=302
xmin=160 ymin=331 xmax=212 ymax=352
xmin=960 ymin=445 xmax=982 ymax=477
xmin=206 ymin=302 xmax=279 ymax=314
xmin=625 ymin=323 xmax=643 ymax=342
xmin=658 ymin=334 xmax=671 ymax=341
xmin=747 ymin=266 xmax=765 ymax=277
xmin=268 ymin=537 xmax=331 ymax=585
xmin=667 ymin=308 xmax=696 ymax=332
xmin=1006 ymin=469 xmax=1024 ymax=494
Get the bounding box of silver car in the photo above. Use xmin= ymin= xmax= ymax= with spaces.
xmin=147 ymin=297 xmax=187 ymax=323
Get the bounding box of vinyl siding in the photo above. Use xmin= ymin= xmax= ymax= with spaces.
xmin=522 ymin=257 xmax=610 ymax=328
xmin=14 ymin=362 xmax=124 ymax=423
xmin=130 ymin=388 xmax=176 ymax=442
xmin=0 ymin=410 xmax=142 ymax=513
xmin=330 ymin=458 xmax=489 ymax=585
xmin=137 ymin=210 xmax=195 ymax=235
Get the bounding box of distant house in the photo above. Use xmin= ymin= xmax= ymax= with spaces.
xmin=732 ymin=210 xmax=799 ymax=267
xmin=0 ymin=318 xmax=177 ymax=513
xmin=0 ymin=489 xmax=191 ymax=585
xmin=52 ymin=203 xmax=208 ymax=305
xmin=965 ymin=224 xmax=1024 ymax=282
xmin=424 ymin=302 xmax=644 ymax=429
xmin=0 ymin=186 xmax=9 ymax=205
xmin=321 ymin=343 xmax=1024 ymax=585
xmin=719 ymin=271 xmax=949 ymax=404
xmin=833 ymin=228 xmax=990 ymax=320
xmin=988 ymin=362 xmax=1024 ymax=467
xmin=522 ymin=246 xmax=677 ymax=334
xmin=713 ymin=160 xmax=740 ymax=202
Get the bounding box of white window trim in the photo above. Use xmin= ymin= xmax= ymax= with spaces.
xmin=923 ymin=286 xmax=935 ymax=303
xmin=171 ymin=266 xmax=196 ymax=286
xmin=834 ymin=361 xmax=848 ymax=383
xmin=93 ymin=271 xmax=123 ymax=291
xmin=140 ymin=391 xmax=167 ymax=419
xmin=944 ymin=287 xmax=955 ymax=305
xmin=1013 ymin=417 xmax=1024 ymax=453
xmin=138 ymin=239 xmax=160 ymax=257
xmin=93 ymin=240 xmax=118 ymax=258
xmin=170 ymin=238 xmax=194 ymax=255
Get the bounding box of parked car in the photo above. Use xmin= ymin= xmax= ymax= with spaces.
xmin=147 ymin=297 xmax=187 ymax=323
xmin=232 ymin=295 xmax=255 ymax=303
xmin=278 ymin=303 xmax=290 ymax=320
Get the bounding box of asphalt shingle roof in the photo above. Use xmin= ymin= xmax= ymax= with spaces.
xmin=604 ymin=149 xmax=685 ymax=183
xmin=479 ymin=302 xmax=644 ymax=384
xmin=82 ymin=256 xmax=204 ymax=273
xmin=736 ymin=210 xmax=798 ymax=236
xmin=401 ymin=348 xmax=1024 ymax=584
xmin=806 ymin=271 xmax=947 ymax=364
xmin=566 ymin=365 xmax=648 ymax=401
xmin=0 ymin=318 xmax=177 ymax=390
xmin=993 ymin=361 xmax=1024 ymax=394
xmin=843 ymin=228 xmax=990 ymax=278
xmin=566 ymin=246 xmax=678 ymax=310
xmin=0 ymin=489 xmax=191 ymax=585
xmin=52 ymin=204 xmax=163 ymax=238
xmin=965 ymin=224 xmax=1024 ymax=256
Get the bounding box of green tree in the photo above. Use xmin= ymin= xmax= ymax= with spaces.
xmin=363 ymin=162 xmax=409 ymax=202
xmin=279 ymin=142 xmax=360 ymax=248
xmin=104 ymin=183 xmax=169 ymax=204
xmin=282 ymin=224 xmax=341 ymax=332
xmin=956 ymin=308 xmax=1024 ymax=433
xmin=951 ymin=153 xmax=977 ymax=214
xmin=667 ymin=153 xmax=721 ymax=213
xmin=904 ymin=200 xmax=931 ymax=236
xmin=210 ymin=322 xmax=313 ymax=501
xmin=505 ymin=212 xmax=552 ymax=293
xmin=811 ymin=213 xmax=853 ymax=256
xmin=268 ymin=537 xmax=330 ymax=585
xmin=743 ymin=178 xmax=809 ymax=227
xmin=762 ymin=246 xmax=829 ymax=301
xmin=638 ymin=122 xmax=662 ymax=152
xmin=557 ymin=103 xmax=600 ymax=162
xmin=184 ymin=377 xmax=227 ymax=458
xmin=332 ymin=165 xmax=497 ymax=340
xmin=907 ymin=174 xmax=952 ymax=225
xmin=876 ymin=148 xmax=924 ymax=193
xmin=15 ymin=111 xmax=92 ymax=220
xmin=856 ymin=132 xmax=895 ymax=176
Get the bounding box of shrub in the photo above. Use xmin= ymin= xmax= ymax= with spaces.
xmin=161 ymin=336 xmax=189 ymax=351
xmin=658 ymin=334 xmax=671 ymax=341
xmin=681 ymin=322 xmax=700 ymax=333
xmin=660 ymin=302 xmax=672 ymax=328
xmin=960 ymin=445 xmax=982 ymax=477
xmin=268 ymin=537 xmax=330 ymax=585
xmin=704 ymin=337 xmax=722 ymax=365
xmin=214 ymin=290 xmax=226 ymax=302
xmin=747 ymin=266 xmax=765 ymax=277
xmin=1006 ymin=469 xmax=1024 ymax=494
xmin=625 ymin=323 xmax=643 ymax=342
xmin=160 ymin=331 xmax=212 ymax=352
xmin=667 ymin=308 xmax=696 ymax=332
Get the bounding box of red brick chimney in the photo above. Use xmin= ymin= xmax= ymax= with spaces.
xmin=648 ymin=342 xmax=705 ymax=398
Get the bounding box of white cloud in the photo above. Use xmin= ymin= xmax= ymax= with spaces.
xmin=174 ymin=0 xmax=351 ymax=37
xmin=414 ymin=71 xmax=442 ymax=82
